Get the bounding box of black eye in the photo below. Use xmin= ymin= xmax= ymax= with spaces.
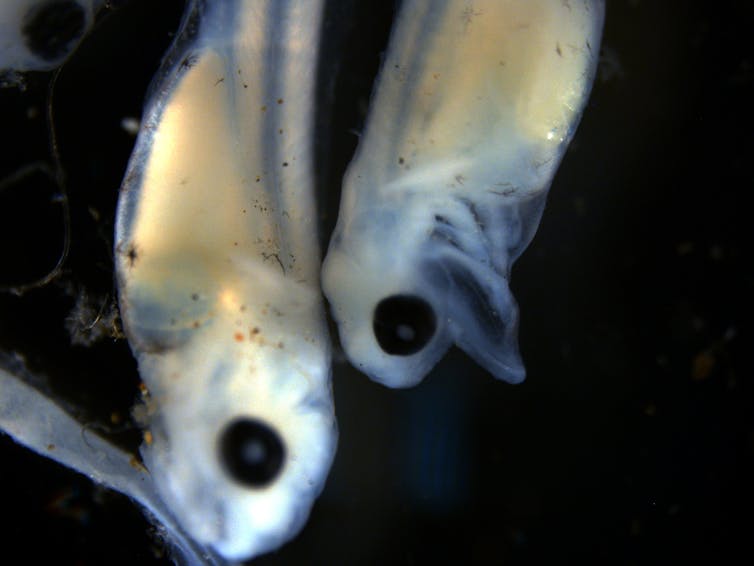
xmin=373 ymin=294 xmax=436 ymax=355
xmin=22 ymin=1 xmax=86 ymax=62
xmin=218 ymin=418 xmax=285 ymax=488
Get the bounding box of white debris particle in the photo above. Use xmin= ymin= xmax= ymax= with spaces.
xmin=120 ymin=116 xmax=140 ymax=135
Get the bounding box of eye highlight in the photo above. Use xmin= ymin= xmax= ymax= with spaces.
xmin=373 ymin=295 xmax=436 ymax=356
xmin=218 ymin=418 xmax=286 ymax=488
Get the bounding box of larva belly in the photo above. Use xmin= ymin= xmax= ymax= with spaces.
xmin=323 ymin=0 xmax=604 ymax=387
xmin=115 ymin=0 xmax=336 ymax=560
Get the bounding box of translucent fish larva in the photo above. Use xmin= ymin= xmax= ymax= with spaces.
xmin=115 ymin=0 xmax=336 ymax=560
xmin=322 ymin=0 xmax=605 ymax=387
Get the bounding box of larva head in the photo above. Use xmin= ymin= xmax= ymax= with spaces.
xmin=121 ymin=263 xmax=336 ymax=561
xmin=322 ymin=182 xmax=529 ymax=388
xmin=322 ymin=200 xmax=454 ymax=388
xmin=135 ymin=329 xmax=336 ymax=560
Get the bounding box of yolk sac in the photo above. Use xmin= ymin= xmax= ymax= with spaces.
xmin=373 ymin=294 xmax=436 ymax=356
xmin=22 ymin=0 xmax=86 ymax=62
xmin=218 ymin=418 xmax=285 ymax=488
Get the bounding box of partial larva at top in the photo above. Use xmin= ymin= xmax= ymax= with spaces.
xmin=322 ymin=0 xmax=605 ymax=387
xmin=0 ymin=0 xmax=103 ymax=75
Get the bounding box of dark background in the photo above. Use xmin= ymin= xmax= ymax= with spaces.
xmin=1 ymin=0 xmax=752 ymax=564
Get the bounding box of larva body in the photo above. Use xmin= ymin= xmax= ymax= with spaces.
xmin=115 ymin=0 xmax=335 ymax=560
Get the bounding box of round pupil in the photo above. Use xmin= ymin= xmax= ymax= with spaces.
xmin=373 ymin=294 xmax=436 ymax=356
xmin=23 ymin=1 xmax=86 ymax=62
xmin=218 ymin=418 xmax=285 ymax=488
